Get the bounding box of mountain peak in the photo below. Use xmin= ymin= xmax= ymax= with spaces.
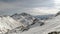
xmin=11 ymin=12 xmax=44 ymax=28
xmin=11 ymin=12 xmax=31 ymax=17
xmin=20 ymin=12 xmax=31 ymax=16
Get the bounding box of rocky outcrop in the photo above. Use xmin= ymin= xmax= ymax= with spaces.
xmin=48 ymin=31 xmax=60 ymax=34
xmin=55 ymin=11 xmax=60 ymax=17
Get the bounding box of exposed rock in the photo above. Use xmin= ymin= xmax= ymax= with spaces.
xmin=48 ymin=31 xmax=60 ymax=34
xmin=55 ymin=11 xmax=60 ymax=17
xmin=48 ymin=31 xmax=57 ymax=34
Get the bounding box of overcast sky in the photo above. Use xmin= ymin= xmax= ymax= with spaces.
xmin=0 ymin=0 xmax=59 ymax=15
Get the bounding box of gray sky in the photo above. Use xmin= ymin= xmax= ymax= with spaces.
xmin=0 ymin=0 xmax=58 ymax=15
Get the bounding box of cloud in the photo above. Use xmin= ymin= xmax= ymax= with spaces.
xmin=0 ymin=0 xmax=55 ymax=8
xmin=0 ymin=0 xmax=17 ymax=2
xmin=0 ymin=8 xmax=58 ymax=15
xmin=0 ymin=0 xmax=58 ymax=15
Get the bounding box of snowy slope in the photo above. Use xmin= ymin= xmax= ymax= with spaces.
xmin=6 ymin=13 xmax=60 ymax=34
xmin=0 ymin=13 xmax=45 ymax=34
xmin=20 ymin=15 xmax=60 ymax=34
xmin=0 ymin=16 xmax=23 ymax=34
xmin=0 ymin=12 xmax=60 ymax=34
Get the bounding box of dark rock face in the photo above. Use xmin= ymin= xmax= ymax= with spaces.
xmin=48 ymin=31 xmax=60 ymax=34
xmin=32 ymin=18 xmax=44 ymax=26
xmin=55 ymin=11 xmax=60 ymax=17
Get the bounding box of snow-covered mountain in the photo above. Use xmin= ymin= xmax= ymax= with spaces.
xmin=11 ymin=13 xmax=35 ymax=26
xmin=0 ymin=12 xmax=60 ymax=34
xmin=5 ymin=12 xmax=60 ymax=34
xmin=11 ymin=13 xmax=45 ymax=28
xmin=19 ymin=12 xmax=60 ymax=34
xmin=0 ymin=13 xmax=45 ymax=34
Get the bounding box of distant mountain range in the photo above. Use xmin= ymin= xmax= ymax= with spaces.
xmin=35 ymin=14 xmax=55 ymax=20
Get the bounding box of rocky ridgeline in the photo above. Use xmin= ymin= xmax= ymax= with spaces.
xmin=11 ymin=13 xmax=44 ymax=27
